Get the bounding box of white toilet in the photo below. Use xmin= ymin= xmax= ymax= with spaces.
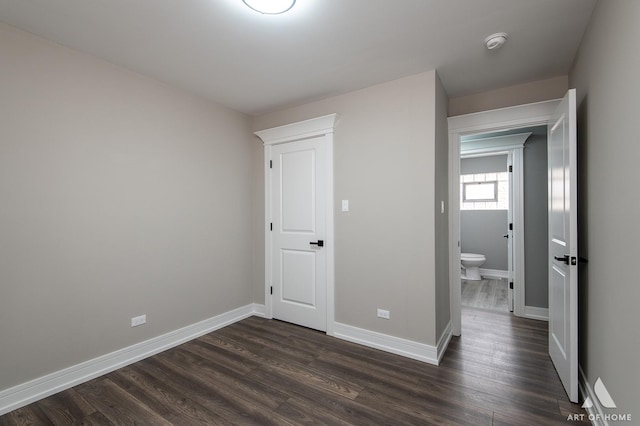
xmin=461 ymin=253 xmax=486 ymax=281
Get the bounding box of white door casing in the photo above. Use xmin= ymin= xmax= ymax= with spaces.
xmin=547 ymin=89 xmax=578 ymax=402
xmin=507 ymin=152 xmax=514 ymax=312
xmin=459 ymin=146 xmax=522 ymax=314
xmin=255 ymin=114 xmax=337 ymax=335
xmin=448 ymin=99 xmax=561 ymax=336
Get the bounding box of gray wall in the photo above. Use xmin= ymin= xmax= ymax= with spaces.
xmin=460 ymin=155 xmax=508 ymax=271
xmin=460 ymin=155 xmax=508 ymax=175
xmin=434 ymin=73 xmax=450 ymax=339
xmin=460 ymin=211 xmax=508 ymax=270
xmin=0 ymin=24 xmax=255 ymax=391
xmin=570 ymin=0 xmax=640 ymax=419
xmin=253 ymin=71 xmax=447 ymax=346
xmin=449 ymin=76 xmax=568 ymax=117
xmin=523 ymin=128 xmax=548 ymax=308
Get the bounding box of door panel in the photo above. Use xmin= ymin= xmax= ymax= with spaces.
xmin=281 ymin=249 xmax=316 ymax=306
xmin=281 ymin=149 xmax=316 ymax=233
xmin=271 ymin=137 xmax=327 ymax=331
xmin=548 ymin=89 xmax=578 ymax=402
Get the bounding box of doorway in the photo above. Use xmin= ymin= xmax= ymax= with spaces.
xmin=448 ymin=100 xmax=560 ymax=336
xmin=459 ymin=151 xmax=511 ymax=313
xmin=458 ymin=127 xmax=549 ymax=318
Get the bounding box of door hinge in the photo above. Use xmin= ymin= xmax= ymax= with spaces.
xmin=509 ymin=282 xmax=514 ymax=290
xmin=270 ymin=286 xmax=273 ymax=295
xmin=270 ymin=160 xmax=273 ymax=169
xmin=509 ymin=223 xmax=513 ymax=231
xmin=270 ymin=222 xmax=273 ymax=231
xmin=509 ymin=165 xmax=513 ymax=172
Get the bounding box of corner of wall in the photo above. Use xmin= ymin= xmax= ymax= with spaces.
xmin=434 ymin=72 xmax=451 ymax=337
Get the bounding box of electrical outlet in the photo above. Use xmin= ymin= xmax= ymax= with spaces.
xmin=131 ymin=314 xmax=146 ymax=327
xmin=377 ymin=309 xmax=390 ymax=319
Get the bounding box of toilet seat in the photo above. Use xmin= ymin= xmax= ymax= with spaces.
xmin=461 ymin=253 xmax=486 ymax=261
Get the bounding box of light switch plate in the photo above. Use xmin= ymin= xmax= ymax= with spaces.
xmin=341 ymin=200 xmax=349 ymax=212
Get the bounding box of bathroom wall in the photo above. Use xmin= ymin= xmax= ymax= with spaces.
xmin=523 ymin=127 xmax=548 ymax=308
xmin=460 ymin=155 xmax=508 ymax=271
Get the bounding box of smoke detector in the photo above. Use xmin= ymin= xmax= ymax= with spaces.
xmin=484 ymin=32 xmax=508 ymax=50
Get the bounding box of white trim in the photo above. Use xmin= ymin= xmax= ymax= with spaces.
xmin=436 ymin=322 xmax=453 ymax=364
xmin=256 ymin=114 xmax=337 ymax=336
xmin=460 ymin=147 xmax=525 ymax=316
xmin=448 ymin=99 xmax=561 ymax=134
xmin=477 ymin=268 xmax=509 ymax=279
xmin=579 ymin=365 xmax=608 ymax=426
xmin=512 ymin=146 xmax=526 ymax=317
xmin=448 ymin=99 xmax=560 ymax=336
xmin=0 ymin=304 xmax=265 ymax=416
xmin=461 ymin=132 xmax=532 ymax=154
xmin=333 ymin=323 xmax=440 ymax=365
xmin=524 ymin=306 xmax=549 ymax=321
xmin=251 ymin=303 xmax=266 ymax=318
xmin=255 ymin=114 xmax=338 ymax=146
xmin=263 ymin=145 xmax=273 ymax=320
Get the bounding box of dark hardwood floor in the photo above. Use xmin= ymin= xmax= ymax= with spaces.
xmin=1 ymin=309 xmax=588 ymax=425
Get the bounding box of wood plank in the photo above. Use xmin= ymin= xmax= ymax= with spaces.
xmin=0 ymin=404 xmax=52 ymax=426
xmin=107 ymin=364 xmax=226 ymax=425
xmin=35 ymin=388 xmax=96 ymax=424
xmin=74 ymin=378 xmax=171 ymax=425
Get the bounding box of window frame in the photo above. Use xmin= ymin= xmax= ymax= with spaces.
xmin=462 ymin=180 xmax=498 ymax=203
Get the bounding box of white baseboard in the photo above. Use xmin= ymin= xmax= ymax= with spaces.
xmin=250 ymin=303 xmax=266 ymax=317
xmin=524 ymin=306 xmax=549 ymax=321
xmin=0 ymin=303 xmax=266 ymax=416
xmin=436 ymin=321 xmax=453 ymax=363
xmin=478 ymin=268 xmax=509 ymax=279
xmin=579 ymin=365 xmax=607 ymax=426
xmin=333 ymin=322 xmax=440 ymax=365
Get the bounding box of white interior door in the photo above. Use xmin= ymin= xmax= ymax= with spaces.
xmin=548 ymin=89 xmax=578 ymax=402
xmin=270 ymin=137 xmax=327 ymax=331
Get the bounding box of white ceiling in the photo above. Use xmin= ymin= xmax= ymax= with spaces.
xmin=0 ymin=0 xmax=597 ymax=116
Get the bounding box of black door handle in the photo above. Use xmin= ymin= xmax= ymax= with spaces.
xmin=310 ymin=240 xmax=324 ymax=247
xmin=503 ymin=234 xmax=509 ymax=238
xmin=554 ymin=255 xmax=570 ymax=265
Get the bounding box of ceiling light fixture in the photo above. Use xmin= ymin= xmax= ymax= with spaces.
xmin=242 ymin=0 xmax=296 ymax=14
xmin=484 ymin=32 xmax=508 ymax=50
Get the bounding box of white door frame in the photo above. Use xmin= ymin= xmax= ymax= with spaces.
xmin=255 ymin=114 xmax=338 ymax=336
xmin=448 ymin=100 xmax=560 ymax=336
xmin=460 ymin=142 xmax=525 ymax=314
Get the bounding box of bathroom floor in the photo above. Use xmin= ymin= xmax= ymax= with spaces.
xmin=461 ymin=278 xmax=509 ymax=312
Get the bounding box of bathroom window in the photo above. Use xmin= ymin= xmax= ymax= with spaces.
xmin=463 ymin=181 xmax=497 ymax=202
xmin=461 ymin=172 xmax=509 ymax=210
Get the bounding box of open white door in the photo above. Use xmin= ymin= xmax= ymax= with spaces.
xmin=548 ymin=89 xmax=578 ymax=402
